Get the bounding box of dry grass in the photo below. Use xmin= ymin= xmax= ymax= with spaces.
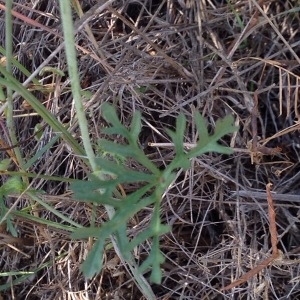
xmin=1 ymin=0 xmax=300 ymax=299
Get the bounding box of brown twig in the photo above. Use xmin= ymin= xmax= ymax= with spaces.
xmin=266 ymin=183 xmax=279 ymax=256
xmin=221 ymin=183 xmax=280 ymax=292
xmin=250 ymin=91 xmax=282 ymax=164
xmin=251 ymin=91 xmax=259 ymax=154
xmin=221 ymin=255 xmax=275 ymax=291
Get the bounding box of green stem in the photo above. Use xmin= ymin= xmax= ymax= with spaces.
xmin=58 ymin=0 xmax=97 ymax=172
xmin=5 ymin=0 xmax=24 ymax=169
xmin=57 ymin=2 xmax=155 ymax=299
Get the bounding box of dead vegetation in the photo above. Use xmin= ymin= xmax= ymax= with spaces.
xmin=1 ymin=0 xmax=300 ymax=299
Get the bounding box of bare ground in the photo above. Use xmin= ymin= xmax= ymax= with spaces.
xmin=1 ymin=0 xmax=300 ymax=299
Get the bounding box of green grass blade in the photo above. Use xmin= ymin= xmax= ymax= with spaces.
xmin=23 ymin=134 xmax=62 ymax=170
xmin=26 ymin=191 xmax=82 ymax=228
xmin=0 ymin=71 xmax=86 ymax=158
xmin=0 ymin=46 xmax=40 ymax=85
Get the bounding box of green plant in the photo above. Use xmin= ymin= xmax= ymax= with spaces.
xmin=70 ymin=103 xmax=238 ymax=284
xmin=0 ymin=0 xmax=238 ymax=297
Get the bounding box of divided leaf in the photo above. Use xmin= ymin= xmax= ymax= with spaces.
xmin=165 ymin=113 xmax=186 ymax=156
xmin=188 ymin=113 xmax=238 ymax=158
xmin=213 ymin=113 xmax=238 ymax=140
xmin=139 ymin=237 xmax=165 ymax=284
xmin=70 ymin=103 xmax=238 ymax=284
xmin=70 ymin=175 xmax=121 ymax=207
xmin=101 ymin=102 xmax=131 ymax=139
xmin=130 ymin=110 xmax=142 ymax=142
xmin=80 ymin=239 xmax=105 ymax=279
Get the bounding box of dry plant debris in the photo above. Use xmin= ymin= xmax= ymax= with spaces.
xmin=1 ymin=0 xmax=300 ymax=299
xmin=221 ymin=183 xmax=280 ymax=291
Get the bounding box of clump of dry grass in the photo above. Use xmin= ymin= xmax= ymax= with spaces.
xmin=1 ymin=0 xmax=300 ymax=299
